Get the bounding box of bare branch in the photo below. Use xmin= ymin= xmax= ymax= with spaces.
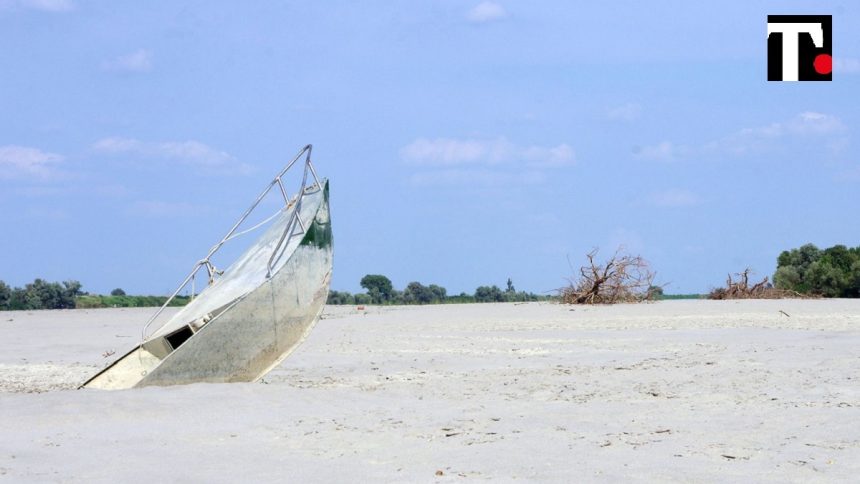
xmin=559 ymin=247 xmax=658 ymax=304
xmin=708 ymin=268 xmax=808 ymax=300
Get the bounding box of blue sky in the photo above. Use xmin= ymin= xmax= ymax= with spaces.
xmin=1 ymin=0 xmax=858 ymax=296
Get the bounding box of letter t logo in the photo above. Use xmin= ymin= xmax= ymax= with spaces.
xmin=767 ymin=15 xmax=832 ymax=81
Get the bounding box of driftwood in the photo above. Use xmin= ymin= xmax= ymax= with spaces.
xmin=708 ymin=268 xmax=804 ymax=300
xmin=560 ymin=248 xmax=659 ymax=304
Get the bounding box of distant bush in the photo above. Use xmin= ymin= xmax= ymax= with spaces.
xmin=474 ymin=285 xmax=504 ymax=302
xmin=447 ymin=292 xmax=476 ymax=303
xmin=74 ymin=295 xmax=106 ymax=309
xmin=325 ymin=276 xmax=549 ymax=305
xmin=774 ymin=244 xmax=860 ymax=297
xmin=77 ymin=294 xmax=191 ymax=308
xmin=402 ymin=281 xmax=446 ymax=304
xmin=360 ymin=274 xmax=393 ymax=304
xmin=0 ymin=281 xmax=10 ymax=309
xmin=0 ymin=277 xmax=195 ymax=310
xmin=327 ymin=290 xmax=355 ymax=305
xmin=708 ymin=268 xmax=801 ymax=300
xmin=0 ymin=279 xmax=82 ymax=310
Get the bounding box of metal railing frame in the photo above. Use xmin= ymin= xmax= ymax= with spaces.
xmin=141 ymin=144 xmax=321 ymax=342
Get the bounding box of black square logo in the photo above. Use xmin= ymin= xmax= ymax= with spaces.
xmin=767 ymin=15 xmax=832 ymax=81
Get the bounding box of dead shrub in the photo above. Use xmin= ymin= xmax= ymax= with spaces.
xmin=560 ymin=247 xmax=660 ymax=304
xmin=708 ymin=268 xmax=805 ymax=300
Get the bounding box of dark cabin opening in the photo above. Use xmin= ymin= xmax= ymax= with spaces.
xmin=165 ymin=325 xmax=194 ymax=350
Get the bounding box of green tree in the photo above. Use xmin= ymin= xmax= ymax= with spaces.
xmin=1 ymin=278 xmax=81 ymax=310
xmin=30 ymin=279 xmax=58 ymax=309
xmin=775 ymin=243 xmax=822 ymax=292
xmin=0 ymin=281 xmax=10 ymax=309
xmin=326 ymin=290 xmax=355 ymax=305
xmin=360 ymin=274 xmax=393 ymax=304
xmin=402 ymin=282 xmax=423 ymax=304
xmin=848 ymin=260 xmax=860 ymax=297
xmin=24 ymin=286 xmax=45 ymax=309
xmin=774 ymin=243 xmax=860 ymax=297
xmin=805 ymin=260 xmax=847 ymax=297
xmin=773 ymin=265 xmax=802 ymax=290
xmin=8 ymin=287 xmax=26 ymax=310
xmin=389 ymin=289 xmax=405 ymax=305
xmin=474 ymin=285 xmax=504 ymax=302
xmin=111 ymin=288 xmax=126 ymax=296
xmin=403 ymin=281 xmax=444 ymax=304
xmin=822 ymin=245 xmax=854 ymax=273
xmin=448 ymin=292 xmax=475 ymax=303
xmin=63 ymin=280 xmax=83 ymax=298
xmin=428 ymin=284 xmax=446 ymax=303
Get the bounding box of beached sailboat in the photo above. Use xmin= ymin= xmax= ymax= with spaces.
xmin=82 ymin=145 xmax=332 ymax=389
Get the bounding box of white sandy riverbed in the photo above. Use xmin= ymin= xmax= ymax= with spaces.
xmin=1 ymin=300 xmax=858 ymax=482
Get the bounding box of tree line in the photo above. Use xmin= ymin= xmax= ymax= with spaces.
xmin=0 ymin=279 xmax=189 ymax=310
xmin=705 ymin=243 xmax=860 ymax=300
xmin=327 ymin=275 xmax=550 ymax=305
xmin=773 ymin=243 xmax=860 ymax=297
xmin=0 ymin=279 xmax=82 ymax=310
xmin=3 ymin=243 xmax=857 ymax=310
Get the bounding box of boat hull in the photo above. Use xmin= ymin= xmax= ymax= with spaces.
xmin=83 ymin=181 xmax=332 ymax=389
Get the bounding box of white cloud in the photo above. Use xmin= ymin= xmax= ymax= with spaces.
xmin=0 ymin=0 xmax=74 ymax=12
xmin=92 ymin=137 xmax=142 ymax=153
xmin=606 ymin=103 xmax=642 ymax=122
xmin=521 ymin=143 xmax=575 ymax=167
xmin=403 ymin=136 xmax=573 ymax=187
xmin=705 ymin=112 xmax=846 ymax=156
xmin=401 ymin=137 xmax=574 ymax=168
xmin=0 ymin=145 xmax=64 ymax=179
xmin=467 ymin=1 xmax=507 ymax=23
xmin=102 ymin=49 xmax=153 ymax=73
xmin=834 ymin=57 xmax=860 ymax=74
xmin=410 ymin=168 xmax=544 ymax=187
xmin=746 ymin=111 xmax=845 ymax=137
xmin=155 ymin=141 xmax=236 ymax=168
xmin=638 ymin=112 xmax=847 ymax=161
xmin=646 ymin=189 xmax=701 ymax=207
xmin=634 ymin=141 xmax=687 ymax=162
xmin=792 ymin=112 xmax=846 ymax=134
xmin=401 ymin=137 xmax=513 ymax=166
xmin=92 ymin=137 xmax=252 ymax=174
